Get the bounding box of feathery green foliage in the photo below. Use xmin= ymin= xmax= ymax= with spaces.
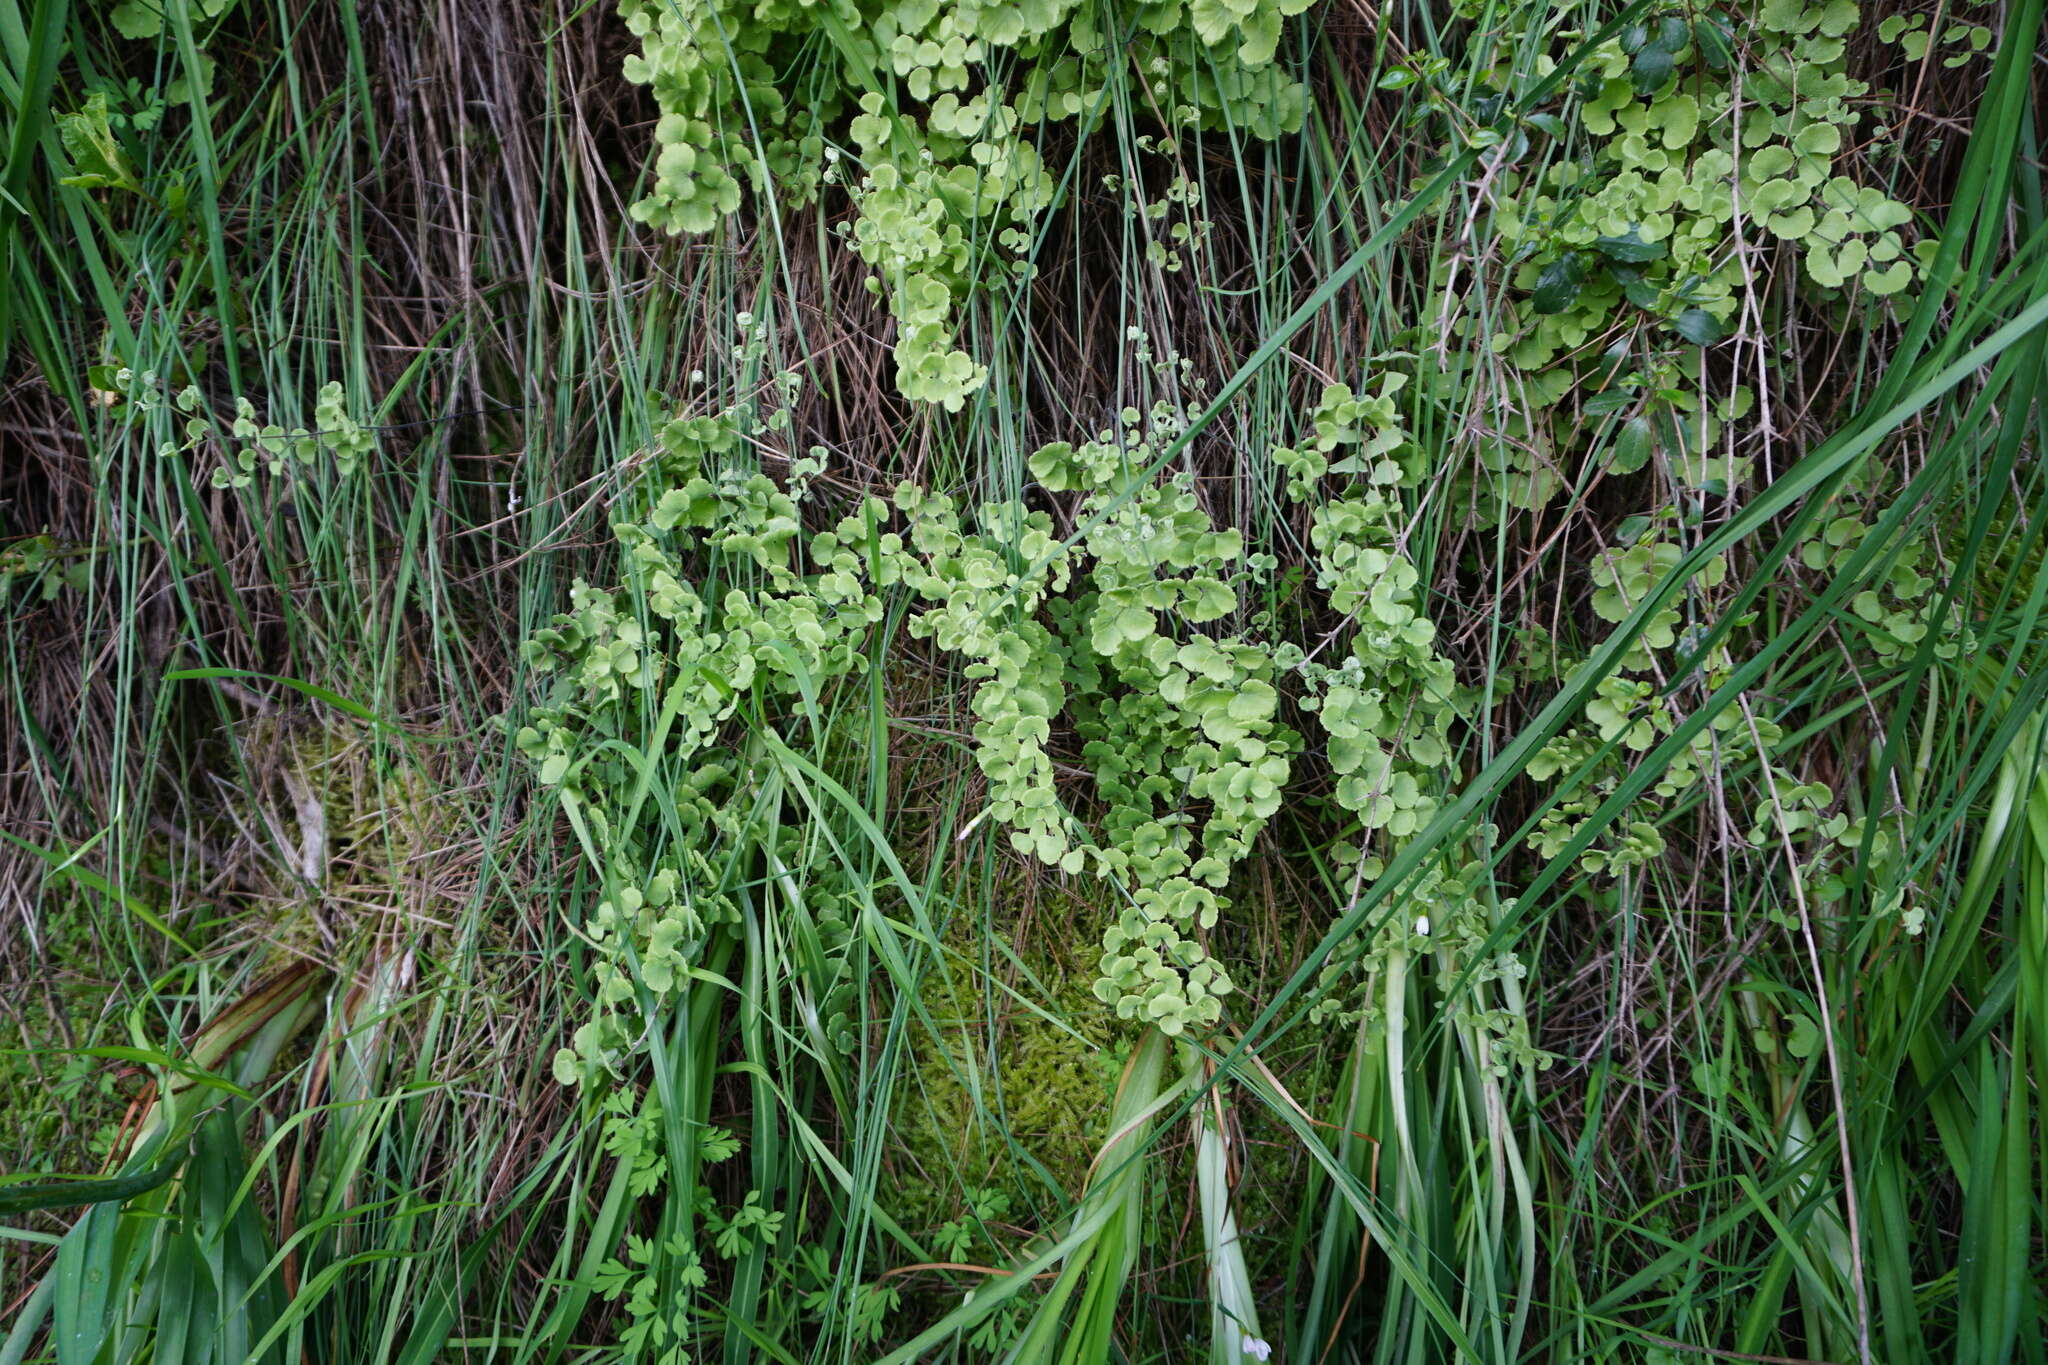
xmin=3 ymin=0 xmax=2045 ymax=1361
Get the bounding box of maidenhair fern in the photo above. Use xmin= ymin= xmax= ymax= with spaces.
xmin=107 ymin=367 xmax=376 ymax=488
xmin=619 ymin=0 xmax=1314 ymax=409
xmin=1405 ymin=0 xmax=1930 ymax=510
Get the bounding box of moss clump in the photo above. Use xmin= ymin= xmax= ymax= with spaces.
xmin=887 ymin=881 xmax=1136 ymax=1256
xmin=0 ymin=883 xmax=129 ymax=1171
xmin=213 ymin=711 xmax=450 ymax=972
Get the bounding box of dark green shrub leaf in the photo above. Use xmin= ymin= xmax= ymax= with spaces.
xmin=1583 ymin=388 xmax=1634 ymax=417
xmin=1631 ymin=46 xmax=1676 ymax=94
xmin=1610 ymin=416 xmax=1657 ymax=473
xmin=1531 ymin=254 xmax=1587 ymax=313
xmin=1694 ymin=14 xmax=1735 ymax=68
xmin=1673 ymin=307 xmax=1723 ymax=344
xmin=1593 ymin=229 xmax=1669 ymax=264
